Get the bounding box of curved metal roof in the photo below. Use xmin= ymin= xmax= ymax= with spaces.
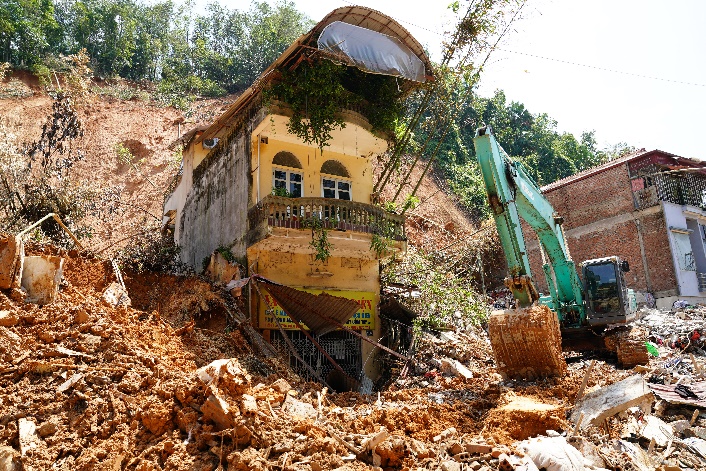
xmin=199 ymin=5 xmax=433 ymax=142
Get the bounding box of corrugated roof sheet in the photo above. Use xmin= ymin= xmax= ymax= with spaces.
xmin=255 ymin=277 xmax=360 ymax=336
xmin=648 ymin=381 xmax=706 ymax=407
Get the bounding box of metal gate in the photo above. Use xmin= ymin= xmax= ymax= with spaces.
xmin=270 ymin=329 xmax=362 ymax=389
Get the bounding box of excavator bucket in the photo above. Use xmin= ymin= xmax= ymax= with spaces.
xmin=488 ymin=304 xmax=566 ymax=380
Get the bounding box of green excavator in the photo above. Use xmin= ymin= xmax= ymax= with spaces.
xmin=473 ymin=126 xmax=645 ymax=379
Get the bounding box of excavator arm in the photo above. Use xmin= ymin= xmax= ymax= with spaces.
xmin=473 ymin=126 xmax=580 ymax=379
xmin=474 ymin=126 xmax=584 ymax=325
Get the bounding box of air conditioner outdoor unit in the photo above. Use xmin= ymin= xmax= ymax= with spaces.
xmin=202 ymin=138 xmax=219 ymax=149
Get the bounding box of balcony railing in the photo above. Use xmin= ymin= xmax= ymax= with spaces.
xmin=698 ymin=272 xmax=706 ymax=292
xmin=633 ymin=172 xmax=706 ymax=210
xmin=247 ymin=195 xmax=406 ymax=243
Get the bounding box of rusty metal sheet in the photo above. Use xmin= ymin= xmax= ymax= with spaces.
xmin=255 ymin=277 xmax=359 ymax=336
xmin=648 ymin=381 xmax=706 ymax=407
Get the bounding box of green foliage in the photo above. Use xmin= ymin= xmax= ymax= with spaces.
xmin=383 ymin=247 xmax=490 ymax=328
xmin=302 ymin=216 xmax=333 ymax=263
xmin=271 ymin=186 xmax=293 ymax=198
xmin=267 ymin=60 xmax=349 ymax=150
xmin=116 ymin=222 xmax=188 ymax=274
xmin=1 ymin=0 xmax=312 ymax=96
xmin=267 ymin=59 xmax=407 ymax=150
xmin=115 ymin=142 xmax=137 ymax=165
xmin=370 ymin=220 xmax=396 ymax=258
xmin=216 ymin=245 xmax=235 ymax=263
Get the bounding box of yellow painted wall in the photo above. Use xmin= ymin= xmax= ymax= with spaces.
xmin=247 ymin=248 xmax=382 ymax=380
xmin=251 ymin=138 xmax=374 ymax=205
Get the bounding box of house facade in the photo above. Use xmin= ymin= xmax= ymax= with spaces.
xmin=162 ymin=7 xmax=433 ymax=388
xmin=524 ymin=149 xmax=706 ymax=309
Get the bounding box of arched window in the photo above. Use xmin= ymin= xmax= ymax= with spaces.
xmin=320 ymin=160 xmax=349 ymax=178
xmin=272 ymin=152 xmax=303 ymax=197
xmin=321 ymin=160 xmax=351 ymax=201
xmin=273 ymin=151 xmax=302 ymax=169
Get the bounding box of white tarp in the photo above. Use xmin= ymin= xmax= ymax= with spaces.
xmin=317 ymin=21 xmax=426 ymax=82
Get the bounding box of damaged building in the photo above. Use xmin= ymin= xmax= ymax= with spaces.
xmin=526 ymin=148 xmax=706 ymax=309
xmin=162 ymin=7 xmax=433 ymax=389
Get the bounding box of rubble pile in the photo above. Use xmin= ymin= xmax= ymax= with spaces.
xmin=1 ymin=248 xmax=706 ymax=470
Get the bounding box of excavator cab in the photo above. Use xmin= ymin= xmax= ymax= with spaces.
xmin=581 ymin=257 xmax=637 ymax=327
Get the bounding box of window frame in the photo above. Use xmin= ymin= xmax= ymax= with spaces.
xmin=272 ymin=165 xmax=304 ymax=198
xmin=321 ymin=175 xmax=352 ymax=201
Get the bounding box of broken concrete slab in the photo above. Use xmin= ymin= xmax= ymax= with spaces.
xmin=0 ymin=233 xmax=23 ymax=290
xmin=517 ymin=436 xmax=583 ymax=471
xmin=440 ymin=358 xmax=473 ymax=379
xmin=21 ymin=255 xmax=63 ymax=305
xmin=571 ymin=375 xmax=653 ymax=429
xmin=101 ymin=282 xmax=131 ymax=307
xmin=639 ymin=415 xmax=674 ymax=447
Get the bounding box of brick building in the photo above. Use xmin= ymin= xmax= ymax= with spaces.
xmin=525 ymin=149 xmax=706 ymax=309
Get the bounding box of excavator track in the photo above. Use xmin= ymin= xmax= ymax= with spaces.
xmin=488 ymin=304 xmax=566 ymax=380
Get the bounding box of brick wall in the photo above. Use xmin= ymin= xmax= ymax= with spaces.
xmin=523 ymin=162 xmax=676 ymax=297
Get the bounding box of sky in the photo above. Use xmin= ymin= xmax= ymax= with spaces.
xmin=204 ymin=0 xmax=706 ymax=159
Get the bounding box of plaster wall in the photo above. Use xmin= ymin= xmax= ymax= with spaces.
xmin=177 ymin=121 xmax=254 ymax=269
xmin=252 ymin=123 xmax=375 ymax=205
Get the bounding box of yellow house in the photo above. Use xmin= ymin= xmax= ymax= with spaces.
xmin=162 ymin=6 xmax=433 ymax=390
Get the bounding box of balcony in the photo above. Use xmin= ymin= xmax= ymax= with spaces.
xmin=247 ymin=195 xmax=406 ymax=254
xmin=633 ymin=172 xmax=706 ymax=210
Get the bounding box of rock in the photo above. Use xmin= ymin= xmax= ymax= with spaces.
xmin=141 ymin=399 xmax=173 ymax=435
xmin=73 ymin=308 xmax=90 ymax=324
xmin=441 ymin=460 xmax=461 ymax=471
xmin=0 ymin=445 xmax=21 ymax=471
xmin=466 ymin=442 xmax=493 ymax=454
xmin=571 ymin=375 xmax=653 ymax=430
xmin=18 ymin=418 xmax=40 ymax=457
xmin=0 ymin=327 xmax=20 ymax=363
xmin=202 ymin=391 xmax=237 ymax=430
xmin=0 ymin=311 xmax=18 ymax=327
xmin=270 ymin=378 xmax=292 ymax=394
xmin=448 ymin=441 xmax=463 ymax=455
xmin=470 ymin=461 xmax=482 ymax=471
xmin=281 ymin=395 xmax=316 ymax=420
xmin=38 ymin=420 xmax=58 ymax=438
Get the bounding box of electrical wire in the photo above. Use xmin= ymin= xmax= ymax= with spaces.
xmin=338 ymin=0 xmax=706 ymax=88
